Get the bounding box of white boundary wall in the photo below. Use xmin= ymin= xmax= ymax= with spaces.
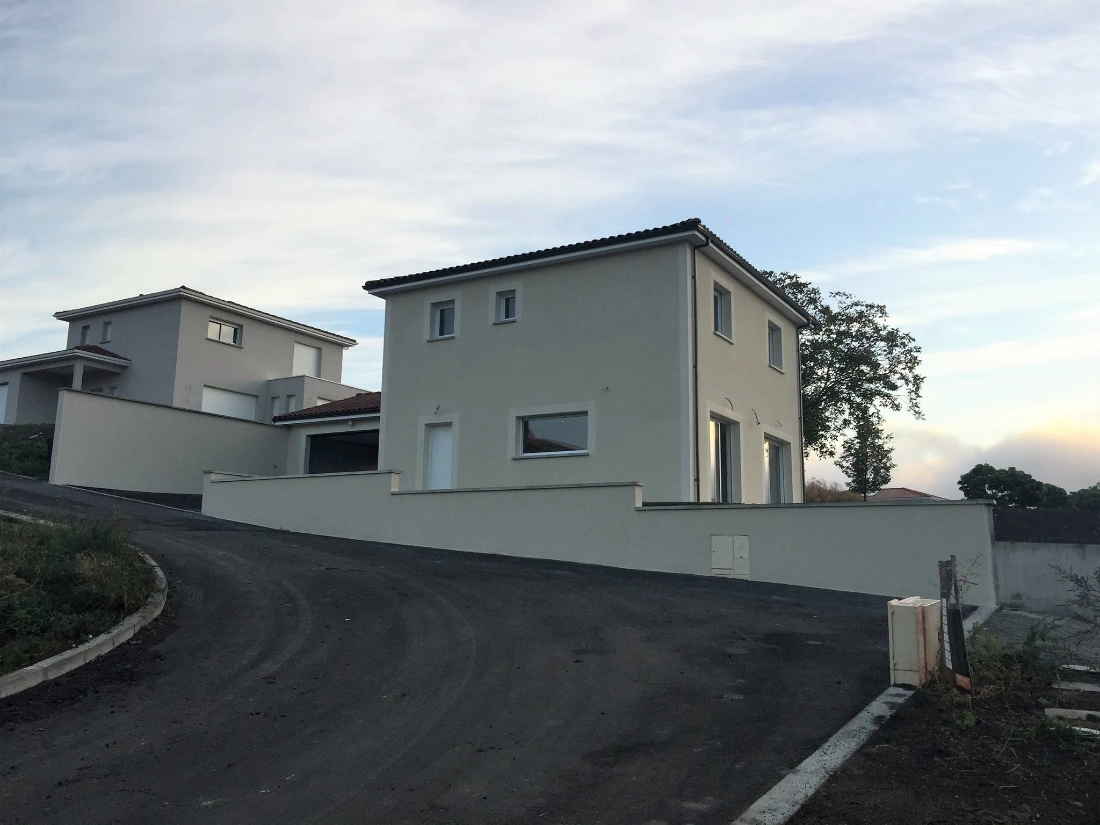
xmin=202 ymin=470 xmax=996 ymax=603
xmin=52 ymin=390 xmax=289 ymax=494
xmin=993 ymin=541 xmax=1100 ymax=618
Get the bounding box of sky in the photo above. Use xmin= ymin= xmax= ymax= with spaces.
xmin=1 ymin=0 xmax=1098 ymax=498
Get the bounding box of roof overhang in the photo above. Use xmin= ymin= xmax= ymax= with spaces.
xmin=0 ymin=348 xmax=131 ymax=373
xmin=365 ymin=230 xmax=700 ymax=297
xmin=54 ymin=287 xmax=358 ymax=348
xmin=273 ymin=412 xmax=380 ymax=426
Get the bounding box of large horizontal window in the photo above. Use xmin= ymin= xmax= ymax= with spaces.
xmin=208 ymin=318 xmax=242 ymax=346
xmin=519 ymin=412 xmax=588 ymax=456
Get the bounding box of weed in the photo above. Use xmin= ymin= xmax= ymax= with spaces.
xmin=0 ymin=516 xmax=155 ymax=675
xmin=1054 ymin=564 xmax=1100 ymax=626
xmin=0 ymin=425 xmax=53 ymax=479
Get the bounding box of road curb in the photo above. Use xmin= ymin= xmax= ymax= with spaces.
xmin=732 ymin=602 xmax=1000 ymax=824
xmin=0 ymin=549 xmax=168 ymax=700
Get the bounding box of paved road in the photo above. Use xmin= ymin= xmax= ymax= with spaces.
xmin=0 ymin=476 xmax=889 ymax=824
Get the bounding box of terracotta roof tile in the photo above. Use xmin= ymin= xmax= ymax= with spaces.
xmin=868 ymin=487 xmax=945 ymax=500
xmin=273 ymin=391 xmax=381 ymax=423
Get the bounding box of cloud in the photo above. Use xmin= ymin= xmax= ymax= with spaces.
xmin=805 ymin=237 xmax=1039 ymax=280
xmin=1017 ymin=187 xmax=1091 ymax=213
xmin=922 ymin=330 xmax=1100 ymax=377
xmin=1079 ymin=160 xmax=1100 ymax=187
xmin=914 ymin=194 xmax=960 ymax=209
xmin=809 ymin=423 xmax=1100 ymax=498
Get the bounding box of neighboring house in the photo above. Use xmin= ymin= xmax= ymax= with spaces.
xmin=869 ymin=487 xmax=946 ymax=501
xmin=273 ymin=392 xmax=381 ymax=475
xmin=0 ymin=286 xmax=363 ymax=425
xmin=364 ymin=219 xmax=813 ymax=503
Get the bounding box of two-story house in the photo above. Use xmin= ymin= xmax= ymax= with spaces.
xmin=364 ymin=219 xmax=812 ymax=504
xmin=0 ymin=286 xmax=362 ymax=425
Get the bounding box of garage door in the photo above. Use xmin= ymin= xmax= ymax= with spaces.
xmin=201 ymin=386 xmax=258 ymax=420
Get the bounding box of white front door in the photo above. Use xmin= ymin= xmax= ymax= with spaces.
xmin=425 ymin=423 xmax=453 ymax=490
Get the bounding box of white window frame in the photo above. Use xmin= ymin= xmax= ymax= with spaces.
xmin=767 ymin=320 xmax=783 ymax=371
xmin=79 ymin=325 xmax=91 ymax=345
xmin=495 ymin=289 xmax=517 ymax=324
xmin=764 ymin=436 xmax=791 ymax=504
xmin=515 ymin=410 xmax=591 ymax=458
xmin=101 ymin=321 xmax=112 ymax=343
xmin=429 ymin=299 xmax=456 ymax=341
xmin=208 ymin=317 xmax=243 ymax=347
xmin=709 ymin=415 xmax=741 ymax=503
xmin=713 ymin=283 xmax=733 ymax=341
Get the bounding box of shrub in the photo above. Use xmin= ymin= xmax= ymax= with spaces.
xmin=805 ymin=478 xmax=862 ymax=503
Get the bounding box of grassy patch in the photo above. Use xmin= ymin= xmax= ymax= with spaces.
xmin=0 ymin=517 xmax=156 ymax=676
xmin=0 ymin=424 xmax=53 ymax=479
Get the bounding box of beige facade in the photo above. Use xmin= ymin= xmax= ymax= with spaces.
xmin=370 ymin=225 xmax=809 ymax=503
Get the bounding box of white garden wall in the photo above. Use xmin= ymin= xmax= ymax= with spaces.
xmin=51 ymin=390 xmax=289 ymax=494
xmin=993 ymin=541 xmax=1100 ymax=618
xmin=202 ymin=470 xmax=996 ymax=604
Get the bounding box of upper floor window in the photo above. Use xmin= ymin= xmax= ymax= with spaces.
xmin=208 ymin=318 xmax=242 ymax=346
xmin=79 ymin=325 xmax=91 ymax=345
xmin=767 ymin=321 xmax=783 ymax=370
xmin=430 ymin=300 xmax=455 ymax=340
xmin=496 ymin=290 xmax=517 ymax=323
xmin=101 ymin=321 xmax=112 ymax=343
xmin=292 ymin=342 xmax=321 ymax=377
xmin=713 ymin=284 xmax=732 ymax=340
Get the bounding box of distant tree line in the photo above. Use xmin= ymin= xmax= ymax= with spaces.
xmin=958 ymin=464 xmax=1100 ymax=512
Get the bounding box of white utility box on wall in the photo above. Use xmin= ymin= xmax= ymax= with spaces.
xmin=888 ymin=597 xmax=942 ymax=688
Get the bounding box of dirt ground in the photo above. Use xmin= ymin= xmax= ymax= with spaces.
xmin=790 ymin=612 xmax=1100 ymax=825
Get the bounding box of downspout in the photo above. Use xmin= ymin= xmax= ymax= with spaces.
xmin=796 ymin=325 xmax=808 ymax=503
xmin=690 ymin=235 xmax=711 ymax=502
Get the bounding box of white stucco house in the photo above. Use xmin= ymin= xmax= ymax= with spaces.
xmin=0 ymin=286 xmax=363 ymax=425
xmin=363 ymin=218 xmax=813 ymax=504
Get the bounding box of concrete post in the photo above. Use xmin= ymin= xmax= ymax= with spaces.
xmin=71 ymin=362 xmax=84 ymax=390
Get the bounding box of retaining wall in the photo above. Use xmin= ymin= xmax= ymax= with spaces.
xmin=202 ymin=470 xmax=996 ymax=603
xmin=51 ymin=390 xmax=289 ymax=495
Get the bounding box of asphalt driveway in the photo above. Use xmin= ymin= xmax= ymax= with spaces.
xmin=0 ymin=476 xmax=889 ymax=824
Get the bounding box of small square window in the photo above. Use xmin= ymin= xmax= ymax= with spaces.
xmin=713 ymin=284 xmax=732 ymax=339
xmin=767 ymin=322 xmax=783 ymax=370
xmin=101 ymin=321 xmax=112 ymax=343
xmin=208 ymin=318 xmax=242 ymax=346
xmin=496 ymin=290 xmax=517 ymax=323
xmin=518 ymin=412 xmax=589 ymax=456
xmin=430 ymin=300 xmax=456 ymax=339
xmin=79 ymin=325 xmax=91 ymax=345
